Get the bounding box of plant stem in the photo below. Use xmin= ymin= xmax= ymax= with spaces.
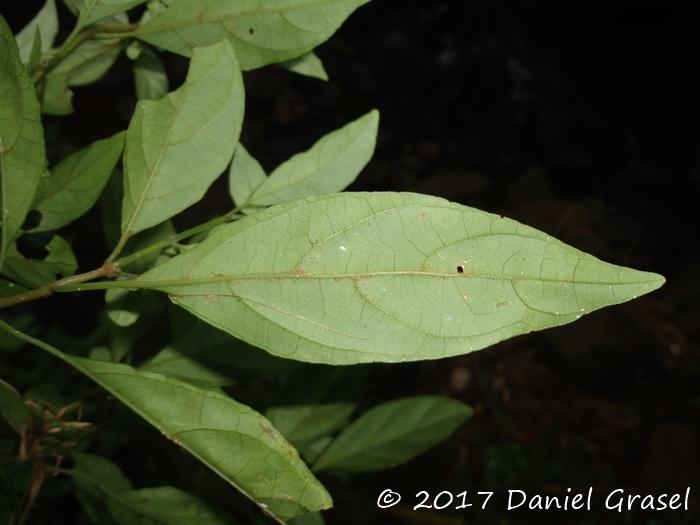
xmin=32 ymin=25 xmax=95 ymax=84
xmin=0 ymin=263 xmax=118 ymax=310
xmin=112 ymin=207 xmax=240 ymax=267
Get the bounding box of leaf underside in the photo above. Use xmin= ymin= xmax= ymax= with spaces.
xmin=140 ymin=192 xmax=665 ymax=365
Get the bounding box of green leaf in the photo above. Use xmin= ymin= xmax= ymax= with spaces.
xmin=142 ymin=317 xmax=293 ymax=387
xmin=267 ymin=403 xmax=356 ymax=450
xmin=111 ymin=487 xmax=231 ymax=525
xmin=229 ymin=143 xmax=266 ymax=209
xmin=133 ymin=45 xmax=169 ymax=100
xmin=32 ymin=131 xmax=125 ymax=231
xmin=40 ymin=74 xmax=74 ymax=115
xmin=289 ymin=511 xmax=326 ymax=525
xmin=14 ymin=0 xmax=58 ymax=65
xmin=282 ymin=51 xmax=328 ymax=81
xmin=78 ymin=0 xmax=149 ymax=25
xmin=244 ymin=110 xmax=378 ymax=208
xmin=0 ymin=379 xmax=31 ymax=434
xmin=313 ymin=396 xmax=472 ymax=472
xmin=48 ymin=352 xmax=331 ymax=522
xmin=0 ymin=15 xmax=47 ymax=268
xmin=106 ymin=289 xmax=140 ymax=327
xmin=73 ymin=453 xmax=232 ymax=525
xmin=2 ymin=235 xmax=77 ymax=288
xmin=120 ymin=39 xmax=244 ymax=239
xmin=136 ymin=0 xmax=371 ymax=70
xmin=139 ymin=192 xmax=666 ymax=364
xmin=52 ymin=35 xmax=123 ymax=87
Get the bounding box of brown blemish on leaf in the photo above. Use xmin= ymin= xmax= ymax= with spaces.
xmin=205 ymin=294 xmax=219 ymax=303
xmin=496 ymin=301 xmax=509 ymax=308
xmin=419 ymin=212 xmax=428 ymax=220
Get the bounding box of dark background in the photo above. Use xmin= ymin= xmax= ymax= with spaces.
xmin=4 ymin=1 xmax=700 ymax=524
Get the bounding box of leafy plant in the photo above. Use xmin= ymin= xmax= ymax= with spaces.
xmin=0 ymin=1 xmax=664 ymax=523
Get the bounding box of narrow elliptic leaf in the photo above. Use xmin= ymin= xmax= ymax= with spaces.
xmin=244 ymin=110 xmax=378 ymax=208
xmin=32 ymin=131 xmax=125 ymax=231
xmin=15 ymin=0 xmax=58 ymax=64
xmin=79 ymin=0 xmax=148 ymax=25
xmin=0 ymin=16 xmax=46 ymax=268
xmin=53 ymin=37 xmax=123 ymax=87
xmin=229 ymin=143 xmax=266 ymax=208
xmin=313 ymin=396 xmax=472 ymax=472
xmin=136 ymin=0 xmax=371 ymax=70
xmin=133 ymin=46 xmax=169 ymax=100
xmin=0 ymin=379 xmax=31 ymax=434
xmin=267 ymin=403 xmax=356 ymax=450
xmin=2 ymin=235 xmax=77 ymax=288
xmin=58 ymin=354 xmax=331 ymax=522
xmin=282 ymin=52 xmax=328 ymax=81
xmin=73 ymin=452 xmax=132 ymax=494
xmin=121 ymin=39 xmax=244 ymax=237
xmin=139 ymin=192 xmax=666 ymax=364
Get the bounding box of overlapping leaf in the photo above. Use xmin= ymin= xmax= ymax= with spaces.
xmin=135 ymin=0 xmax=371 ymax=70
xmin=14 ymin=0 xmax=58 ymax=65
xmin=312 ymin=396 xmax=471 ymax=472
xmin=0 ymin=16 xmax=46 ymax=268
xmin=121 ymin=39 xmax=244 ymax=238
xmin=32 ymin=131 xmax=125 ymax=231
xmin=235 ymin=110 xmax=378 ymax=210
xmin=139 ymin=192 xmax=665 ymax=364
xmin=55 ymin=353 xmax=331 ymax=522
xmin=77 ymin=0 xmax=149 ymax=25
xmin=2 ymin=235 xmax=77 ymax=287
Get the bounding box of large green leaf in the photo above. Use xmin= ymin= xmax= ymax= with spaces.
xmin=121 ymin=39 xmax=244 ymax=239
xmin=0 ymin=16 xmax=46 ymax=268
xmin=78 ymin=0 xmax=149 ymax=25
xmin=32 ymin=131 xmax=125 ymax=231
xmin=135 ymin=0 xmax=371 ymax=70
xmin=14 ymin=0 xmax=58 ymax=65
xmin=137 ymin=192 xmax=665 ymax=364
xmin=23 ymin=347 xmax=332 ymax=522
xmin=240 ymin=110 xmax=378 ymax=209
xmin=312 ymin=396 xmax=471 ymax=472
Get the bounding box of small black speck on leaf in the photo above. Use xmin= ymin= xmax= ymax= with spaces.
xmin=457 ymin=265 xmax=464 ymax=274
xmin=249 ymin=27 xmax=254 ymax=35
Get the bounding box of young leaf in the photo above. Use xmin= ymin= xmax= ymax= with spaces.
xmin=14 ymin=0 xmax=58 ymax=65
xmin=135 ymin=0 xmax=372 ymax=70
xmin=133 ymin=46 xmax=169 ymax=100
xmin=120 ymin=39 xmax=244 ymax=242
xmin=2 ymin=235 xmax=77 ymax=288
xmin=138 ymin=192 xmax=666 ymax=365
xmin=312 ymin=396 xmax=472 ymax=472
xmin=0 ymin=16 xmax=47 ymax=268
xmin=106 ymin=288 xmax=140 ymax=327
xmin=32 ymin=131 xmax=125 ymax=231
xmin=25 ymin=345 xmax=333 ymax=522
xmin=229 ymin=143 xmax=266 ymax=208
xmin=282 ymin=51 xmax=329 ymax=81
xmin=78 ymin=0 xmax=149 ymax=25
xmin=243 ymin=110 xmax=379 ymax=208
